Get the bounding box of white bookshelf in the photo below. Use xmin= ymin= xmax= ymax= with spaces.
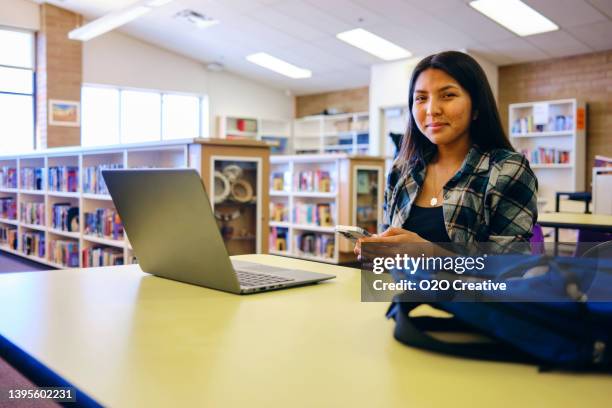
xmin=269 ymin=154 xmax=384 ymax=264
xmin=509 ymin=99 xmax=586 ymax=212
xmin=216 ymin=115 xmax=292 ymax=154
xmin=0 ymin=140 xmax=196 ymax=269
xmin=293 ymin=112 xmax=370 ymax=155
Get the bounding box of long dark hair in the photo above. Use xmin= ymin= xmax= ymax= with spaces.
xmin=397 ymin=51 xmax=512 ymax=168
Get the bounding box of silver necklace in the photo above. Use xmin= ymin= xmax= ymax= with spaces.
xmin=430 ymin=165 xmax=444 ymax=207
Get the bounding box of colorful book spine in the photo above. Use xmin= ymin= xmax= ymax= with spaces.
xmin=83 ymin=164 xmax=123 ymax=195
xmin=0 ymin=197 xmax=17 ymax=220
xmin=51 ymin=203 xmax=78 ymax=231
xmin=49 ymin=239 xmax=79 ymax=267
xmin=20 ymin=167 xmax=44 ymax=190
xmin=0 ymin=167 xmax=17 ymax=189
xmin=20 ymin=202 xmax=45 ymax=225
xmin=21 ymin=231 xmax=45 ymax=258
xmin=82 ymin=246 xmax=124 ymax=267
xmin=48 ymin=166 xmax=79 ymax=192
xmin=293 ymin=203 xmax=334 ymax=226
xmin=270 ymin=202 xmax=289 ymax=222
xmin=269 ymin=227 xmax=288 ymax=252
xmin=84 ymin=208 xmax=124 ymax=240
xmin=296 ymin=232 xmax=335 ymax=259
xmin=0 ymin=225 xmax=18 ymax=249
xmin=296 ymin=170 xmax=332 ymax=192
xmin=520 ymin=148 xmax=571 ymax=165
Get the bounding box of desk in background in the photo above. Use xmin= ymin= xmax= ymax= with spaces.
xmin=538 ymin=212 xmax=612 ymax=242
xmin=0 ymin=255 xmax=611 ymax=407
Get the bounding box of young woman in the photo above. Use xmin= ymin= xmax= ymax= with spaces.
xmin=356 ymin=51 xmax=538 ymax=255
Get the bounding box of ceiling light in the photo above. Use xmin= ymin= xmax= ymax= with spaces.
xmin=68 ymin=0 xmax=174 ymax=41
xmin=246 ymin=53 xmax=312 ymax=79
xmin=336 ymin=28 xmax=411 ymax=61
xmin=469 ymin=0 xmax=558 ymax=36
xmin=174 ymin=10 xmax=220 ymax=29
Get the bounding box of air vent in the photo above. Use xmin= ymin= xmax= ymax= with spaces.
xmin=174 ymin=9 xmax=219 ymax=29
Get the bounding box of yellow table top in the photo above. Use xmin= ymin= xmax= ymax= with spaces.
xmin=538 ymin=212 xmax=612 ymax=228
xmin=0 ymin=254 xmax=610 ymax=407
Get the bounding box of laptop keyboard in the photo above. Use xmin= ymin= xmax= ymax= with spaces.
xmin=236 ymin=271 xmax=294 ymax=287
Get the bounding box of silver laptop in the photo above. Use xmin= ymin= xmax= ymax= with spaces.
xmin=102 ymin=168 xmax=335 ymax=294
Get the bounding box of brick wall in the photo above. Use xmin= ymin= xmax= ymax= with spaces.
xmin=295 ymin=86 xmax=369 ymax=118
xmin=498 ymin=50 xmax=612 ymax=186
xmin=36 ymin=3 xmax=82 ymax=149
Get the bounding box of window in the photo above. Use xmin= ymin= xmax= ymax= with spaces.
xmin=0 ymin=28 xmax=35 ymax=154
xmin=81 ymin=85 xmax=209 ymax=147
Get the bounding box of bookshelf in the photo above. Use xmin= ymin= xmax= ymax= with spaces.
xmin=0 ymin=139 xmax=270 ymax=268
xmin=293 ymin=112 xmax=370 ymax=155
xmin=269 ymin=154 xmax=384 ymax=264
xmin=508 ymin=99 xmax=586 ymax=212
xmin=381 ymin=105 xmax=408 ymax=173
xmin=216 ymin=116 xmax=292 ymax=155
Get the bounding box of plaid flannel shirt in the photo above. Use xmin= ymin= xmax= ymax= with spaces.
xmin=383 ymin=145 xmax=538 ymax=245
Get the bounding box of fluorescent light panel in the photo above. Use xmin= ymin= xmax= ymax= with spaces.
xmin=469 ymin=0 xmax=558 ymax=36
xmin=336 ymin=28 xmax=411 ymax=61
xmin=246 ymin=53 xmax=311 ymax=79
xmin=69 ymin=0 xmax=174 ymax=41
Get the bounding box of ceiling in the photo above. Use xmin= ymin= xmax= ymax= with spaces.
xmin=46 ymin=0 xmax=612 ymax=95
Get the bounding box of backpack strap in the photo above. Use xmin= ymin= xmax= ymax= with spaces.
xmin=391 ymin=302 xmax=536 ymax=364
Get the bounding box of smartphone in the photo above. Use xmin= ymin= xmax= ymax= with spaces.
xmin=335 ymin=225 xmax=372 ymax=242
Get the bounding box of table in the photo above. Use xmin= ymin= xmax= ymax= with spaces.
xmin=0 ymin=255 xmax=611 ymax=407
xmin=538 ymin=212 xmax=612 ymax=242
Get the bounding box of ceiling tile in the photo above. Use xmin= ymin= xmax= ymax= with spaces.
xmin=523 ymin=0 xmax=608 ymax=28
xmin=400 ymin=0 xmax=465 ymax=13
xmin=587 ymin=0 xmax=612 ymax=19
xmin=566 ymin=20 xmax=612 ymax=51
xmin=271 ymin=43 xmax=355 ymax=73
xmin=526 ymin=30 xmax=593 ymax=58
xmin=436 ymin=2 xmax=517 ymax=42
xmin=310 ymin=36 xmax=385 ymax=66
xmin=483 ymin=36 xmax=549 ymax=64
xmin=304 ymin=0 xmax=386 ymax=26
xmin=274 ymin=0 xmax=353 ymax=35
xmin=249 ymin=8 xmax=327 ymax=42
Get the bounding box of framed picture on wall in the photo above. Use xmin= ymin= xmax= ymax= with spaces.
xmin=48 ymin=99 xmax=80 ymax=127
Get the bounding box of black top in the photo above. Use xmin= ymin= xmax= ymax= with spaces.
xmin=402 ymin=205 xmax=451 ymax=243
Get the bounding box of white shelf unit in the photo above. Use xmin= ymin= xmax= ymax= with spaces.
xmin=381 ymin=105 xmax=408 ymax=174
xmin=269 ymin=154 xmax=384 ymax=264
xmin=293 ymin=112 xmax=370 ymax=155
xmin=509 ymin=99 xmax=586 ymax=213
xmin=0 ymin=140 xmax=194 ymax=269
xmin=216 ymin=116 xmax=292 ymax=154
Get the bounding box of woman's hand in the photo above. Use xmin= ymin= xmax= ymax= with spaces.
xmin=353 ymin=227 xmax=427 ymax=258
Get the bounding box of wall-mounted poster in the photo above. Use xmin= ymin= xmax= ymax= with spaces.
xmin=48 ymin=99 xmax=80 ymax=127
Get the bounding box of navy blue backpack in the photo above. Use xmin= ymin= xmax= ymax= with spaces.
xmin=387 ymin=253 xmax=612 ymax=372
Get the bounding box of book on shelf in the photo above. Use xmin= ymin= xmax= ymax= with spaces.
xmin=0 ymin=197 xmax=17 ymax=220
xmin=84 ymin=208 xmax=124 ymax=240
xmin=83 ymin=164 xmax=123 ymax=195
xmin=48 ymin=166 xmax=78 ymax=192
xmin=21 ymin=230 xmax=44 ymax=258
xmin=296 ymin=170 xmax=332 ymax=192
xmin=511 ymin=114 xmax=574 ymax=134
xmin=293 ymin=203 xmax=334 ymax=226
xmin=50 ymin=239 xmax=79 ymax=267
xmin=270 ymin=202 xmax=289 ymax=222
xmin=0 ymin=167 xmax=17 ymax=189
xmin=20 ymin=202 xmax=44 ymax=225
xmin=51 ymin=203 xmax=79 ymax=232
xmin=296 ymin=232 xmax=334 ymax=259
xmin=20 ymin=167 xmax=44 ymax=190
xmin=271 ymin=172 xmax=289 ymax=191
xmin=520 ymin=148 xmax=571 ymax=165
xmin=269 ymin=227 xmax=288 ymax=252
xmin=594 ymin=155 xmax=612 ymax=168
xmin=0 ymin=225 xmax=17 ymax=249
xmin=82 ymin=246 xmax=124 ymax=267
